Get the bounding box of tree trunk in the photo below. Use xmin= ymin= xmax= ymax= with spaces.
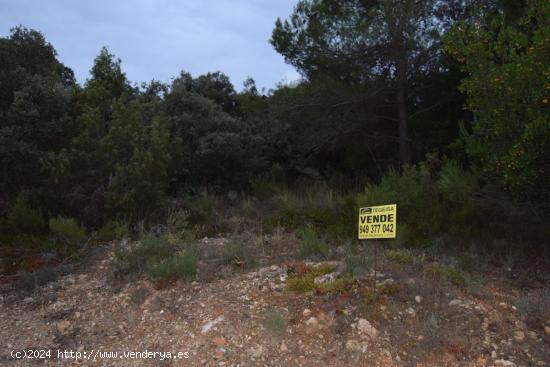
xmin=396 ymin=61 xmax=411 ymax=165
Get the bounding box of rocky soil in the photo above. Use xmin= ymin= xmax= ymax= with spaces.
xmin=1 ymin=239 xmax=549 ymax=366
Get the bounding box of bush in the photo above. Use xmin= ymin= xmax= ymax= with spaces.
xmin=112 ymin=233 xmax=174 ymax=276
xmin=296 ymin=225 xmax=328 ymax=258
xmin=49 ymin=217 xmax=87 ymax=245
xmin=166 ymin=208 xmax=192 ymax=243
xmin=356 ymin=164 xmax=443 ymax=246
xmin=96 ymin=219 xmax=130 ymax=241
xmin=145 ymin=249 xmax=197 ymax=281
xmin=385 ymin=249 xmax=414 ymax=264
xmin=344 ymin=242 xmax=370 ymax=277
xmin=185 ymin=194 xmax=216 ymax=224
xmin=285 ymin=263 xmax=334 ymax=292
xmin=429 ymin=264 xmax=466 ymax=287
xmin=2 ymin=195 xmax=47 ymax=235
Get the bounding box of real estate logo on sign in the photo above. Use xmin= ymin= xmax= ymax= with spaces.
xmin=358 ymin=204 xmax=397 ymax=239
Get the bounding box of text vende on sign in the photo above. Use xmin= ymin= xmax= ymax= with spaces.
xmin=358 ymin=204 xmax=397 ymax=239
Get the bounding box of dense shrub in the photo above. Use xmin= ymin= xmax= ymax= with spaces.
xmin=96 ymin=219 xmax=130 ymax=241
xmin=184 ymin=194 xmax=217 ymax=224
xmin=2 ymin=196 xmax=47 ymax=235
xmin=356 ymin=162 xmax=444 ymax=246
xmin=49 ymin=217 xmax=87 ymax=245
xmin=145 ymin=249 xmax=197 ymax=281
xmin=112 ymin=234 xmax=172 ymax=278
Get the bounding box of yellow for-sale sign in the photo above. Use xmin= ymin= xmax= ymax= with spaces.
xmin=358 ymin=204 xmax=397 ymax=239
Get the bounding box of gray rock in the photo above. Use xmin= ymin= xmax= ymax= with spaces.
xmin=357 ymin=318 xmax=378 ymax=339
xmin=494 ymin=360 xmax=516 ymax=367
xmin=314 ymin=272 xmax=338 ymax=285
xmin=449 ymin=299 xmax=462 ymax=306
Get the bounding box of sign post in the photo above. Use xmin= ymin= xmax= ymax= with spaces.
xmin=358 ymin=204 xmax=397 ymax=299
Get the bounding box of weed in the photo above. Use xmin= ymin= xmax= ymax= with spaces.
xmin=363 ymin=289 xmax=376 ymax=305
xmin=362 ymin=282 xmax=400 ymax=305
xmin=344 ymin=242 xmax=370 ymax=277
xmin=222 ymin=239 xmax=257 ymax=270
xmin=318 ymin=277 xmax=353 ymax=293
xmin=185 ymin=194 xmax=216 ymax=224
xmin=112 ymin=234 xmax=174 ymax=279
xmin=96 ymin=219 xmax=129 ymax=241
xmin=145 ymin=249 xmax=197 ymax=281
xmin=166 ymin=208 xmax=192 ymax=243
xmin=49 ymin=217 xmax=87 ymax=246
xmin=285 ymin=276 xmax=316 ymax=292
xmin=385 ymin=249 xmax=414 ymax=264
xmin=429 ymin=264 xmax=466 ymax=287
xmin=285 ymin=263 xmax=336 ymax=292
xmin=296 ymin=225 xmax=328 ymax=258
xmin=307 ymin=263 xmax=334 ymax=277
xmin=2 ymin=195 xmax=47 ymax=235
xmin=14 ymin=264 xmax=72 ymax=292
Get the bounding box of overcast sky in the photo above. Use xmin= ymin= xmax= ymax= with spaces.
xmin=0 ymin=0 xmax=301 ymax=91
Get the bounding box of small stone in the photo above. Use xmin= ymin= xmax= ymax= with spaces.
xmin=212 ymin=337 xmax=226 ymax=346
xmin=406 ymin=307 xmax=416 ymax=317
xmin=544 ymin=326 xmax=550 ymax=336
xmin=302 ymin=309 xmax=312 ymax=317
xmin=280 ymin=342 xmax=288 ymax=352
xmin=449 ymin=299 xmax=462 ymax=306
xmin=491 ymin=350 xmax=497 ymax=359
xmin=305 ymin=317 xmax=318 ymax=327
xmin=482 ymin=318 xmax=489 ymax=331
xmin=313 ymin=272 xmax=338 ymax=285
xmin=357 ymin=318 xmax=378 ymax=339
xmin=415 ymin=296 xmax=422 ymax=304
xmin=56 ymin=320 xmax=71 ymax=334
xmin=345 ymin=340 xmax=362 ymax=352
xmin=248 ymin=345 xmax=263 ymax=359
xmin=201 ymin=316 xmax=224 ymax=333
xmin=494 ymin=359 xmax=516 ymax=367
xmin=513 ymin=331 xmax=525 ymax=342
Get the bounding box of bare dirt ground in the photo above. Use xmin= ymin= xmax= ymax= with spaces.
xmin=1 ymin=239 xmax=549 ymax=367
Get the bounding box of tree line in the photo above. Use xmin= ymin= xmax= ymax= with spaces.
xmin=0 ymin=0 xmax=548 ymax=231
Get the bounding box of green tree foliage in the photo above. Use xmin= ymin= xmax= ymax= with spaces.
xmin=48 ymin=48 xmax=171 ymax=223
xmin=0 ymin=0 xmax=547 ymax=257
xmin=0 ymin=27 xmax=75 ymax=196
xmin=444 ymin=0 xmax=550 ymax=205
xmin=271 ymin=0 xmax=469 ymax=165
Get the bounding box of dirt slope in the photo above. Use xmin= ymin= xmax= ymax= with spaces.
xmin=1 ymin=241 xmax=548 ymax=366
